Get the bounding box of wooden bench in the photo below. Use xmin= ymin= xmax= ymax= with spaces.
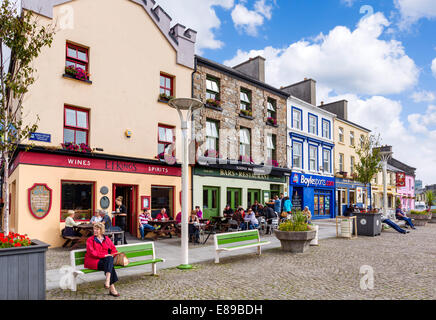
xmin=214 ymin=230 xmax=270 ymax=264
xmin=69 ymin=242 xmax=165 ymax=291
xmin=62 ymin=235 xmax=82 ymax=248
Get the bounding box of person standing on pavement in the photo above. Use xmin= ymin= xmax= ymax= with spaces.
xmin=273 ymin=195 xmax=281 ymax=214
xmin=283 ymin=196 xmax=292 ymax=215
xmin=113 ymin=196 xmax=128 ymax=244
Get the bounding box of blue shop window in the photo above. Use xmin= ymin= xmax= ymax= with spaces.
xmin=314 ymin=190 xmax=331 ymax=217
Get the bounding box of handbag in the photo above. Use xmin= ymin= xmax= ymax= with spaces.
xmin=281 ymin=211 xmax=288 ymax=218
xmin=113 ymin=252 xmax=129 ymax=267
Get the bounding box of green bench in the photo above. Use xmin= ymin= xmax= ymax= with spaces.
xmin=69 ymin=242 xmax=165 ymax=291
xmin=214 ymin=230 xmax=270 ymax=263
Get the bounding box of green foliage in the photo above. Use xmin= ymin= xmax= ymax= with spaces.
xmin=425 ymin=191 xmax=434 ymax=208
xmin=395 ymin=197 xmax=401 ymax=209
xmin=410 ymin=210 xmax=430 ymax=215
xmin=278 ymin=211 xmax=311 ymax=232
xmin=354 ymin=134 xmax=382 ymax=187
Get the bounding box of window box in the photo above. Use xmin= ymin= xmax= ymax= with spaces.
xmin=155 ymin=152 xmax=176 ymax=164
xmin=61 ymin=142 xmax=92 ymax=153
xmin=239 ymin=155 xmax=254 ymax=164
xmin=64 ymin=65 xmax=90 ymax=81
xmin=63 ymin=72 xmax=92 ymax=84
xmin=239 ymin=110 xmax=253 ymax=120
xmin=266 ymin=159 xmax=279 ymax=167
xmin=339 ymin=171 xmax=348 ymax=178
xmin=266 ymin=117 xmax=278 ymax=126
xmin=205 ymin=98 xmax=222 ymax=109
xmin=204 ymin=149 xmax=221 ymax=158
xmin=158 ymin=93 xmax=174 ymax=103
xmin=204 ymin=103 xmax=223 ymax=111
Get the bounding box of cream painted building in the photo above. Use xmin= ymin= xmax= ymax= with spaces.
xmin=8 ymin=0 xmax=196 ymax=246
xmin=318 ymin=100 xmax=371 ymax=215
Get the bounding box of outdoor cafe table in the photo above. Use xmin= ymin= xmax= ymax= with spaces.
xmin=148 ymin=220 xmax=177 ymax=238
xmin=67 ymin=223 xmax=94 ymax=250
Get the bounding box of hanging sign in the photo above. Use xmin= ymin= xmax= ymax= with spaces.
xmin=28 ymin=184 xmax=52 ymax=219
xmin=396 ymin=172 xmax=406 ymax=187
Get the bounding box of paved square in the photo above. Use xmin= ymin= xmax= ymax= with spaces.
xmin=47 ymin=224 xmax=436 ymax=300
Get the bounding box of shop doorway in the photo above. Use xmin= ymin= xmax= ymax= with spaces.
xmin=151 ymin=186 xmax=174 ymax=219
xmin=247 ymin=189 xmax=260 ymax=208
xmin=203 ymin=186 xmax=220 ymax=219
xmin=337 ymin=189 xmax=346 ymax=216
xmin=113 ymin=184 xmax=138 ymax=236
xmin=226 ymin=188 xmax=241 ymax=211
xmin=314 ymin=190 xmax=332 ymax=218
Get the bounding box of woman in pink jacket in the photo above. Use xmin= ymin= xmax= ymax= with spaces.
xmin=84 ymin=222 xmax=120 ymax=297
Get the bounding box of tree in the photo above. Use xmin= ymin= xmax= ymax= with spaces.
xmin=0 ymin=0 xmax=55 ymax=235
xmin=354 ymin=134 xmax=382 ymax=209
xmin=425 ymin=191 xmax=434 ymax=211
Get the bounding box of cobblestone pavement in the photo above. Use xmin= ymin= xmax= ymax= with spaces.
xmin=47 ymin=224 xmax=436 ymax=300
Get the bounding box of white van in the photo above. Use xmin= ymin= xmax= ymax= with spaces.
xmin=415 ymin=202 xmax=427 ymax=211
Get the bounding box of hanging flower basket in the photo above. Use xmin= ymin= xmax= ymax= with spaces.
xmin=266 ymin=117 xmax=277 ymax=126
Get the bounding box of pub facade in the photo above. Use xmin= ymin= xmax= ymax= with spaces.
xmin=8 ymin=0 xmax=196 ymax=246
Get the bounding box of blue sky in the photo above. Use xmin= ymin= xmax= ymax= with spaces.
xmin=159 ymin=0 xmax=436 ymax=186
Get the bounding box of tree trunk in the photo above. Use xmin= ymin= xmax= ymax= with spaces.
xmin=2 ymin=152 xmax=9 ymax=235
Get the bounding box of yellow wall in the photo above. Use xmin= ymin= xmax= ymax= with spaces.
xmin=333 ymin=119 xmax=369 ymax=175
xmin=10 ymin=163 xmax=192 ymax=247
xmin=22 ymin=0 xmax=193 ymax=160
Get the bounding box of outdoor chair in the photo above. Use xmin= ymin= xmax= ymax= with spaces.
xmin=228 ymin=219 xmax=240 ymax=232
xmin=266 ymin=218 xmax=279 ymax=235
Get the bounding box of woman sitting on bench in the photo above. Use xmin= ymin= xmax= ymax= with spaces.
xmin=84 ymin=222 xmax=120 ymax=297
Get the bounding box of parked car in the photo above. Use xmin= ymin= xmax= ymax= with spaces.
xmin=415 ymin=203 xmax=427 ymax=211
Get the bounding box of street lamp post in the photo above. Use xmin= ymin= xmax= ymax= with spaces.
xmin=168 ymin=98 xmax=203 ymax=270
xmin=379 ymin=145 xmax=393 ymax=217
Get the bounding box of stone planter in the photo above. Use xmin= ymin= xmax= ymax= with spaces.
xmin=274 ymin=229 xmax=316 ymax=253
xmin=429 ymin=212 xmax=436 ymax=224
xmin=410 ymin=213 xmax=432 ymax=227
xmin=0 ymin=239 xmax=49 ymax=300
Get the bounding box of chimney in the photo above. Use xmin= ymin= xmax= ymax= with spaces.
xmin=318 ymin=100 xmax=348 ymax=120
xmin=232 ymin=56 xmax=266 ymax=82
xmin=281 ymin=79 xmax=317 ymax=105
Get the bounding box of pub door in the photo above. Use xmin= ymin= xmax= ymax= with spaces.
xmin=203 ymin=186 xmax=220 ymax=219
xmin=113 ymin=184 xmax=138 ymax=235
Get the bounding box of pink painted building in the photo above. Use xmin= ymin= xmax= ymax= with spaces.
xmin=388 ymin=158 xmax=416 ymax=212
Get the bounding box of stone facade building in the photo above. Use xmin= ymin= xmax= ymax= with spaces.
xmin=191 ymin=56 xmax=290 ymax=218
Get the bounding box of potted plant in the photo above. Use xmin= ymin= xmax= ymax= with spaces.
xmin=409 ymin=210 xmax=432 ymax=226
xmin=205 ymin=98 xmax=221 ymax=108
xmin=240 ymin=109 xmax=253 ymax=117
xmin=273 ymin=211 xmax=316 ymax=253
xmin=65 ymin=65 xmax=90 ymax=81
xmin=266 ymin=159 xmax=279 ymax=167
xmin=158 ymin=93 xmax=174 ymax=102
xmin=266 ymin=117 xmax=277 ymax=126
xmin=61 ymin=142 xmax=92 ymax=153
xmin=0 ymin=232 xmax=49 ymax=299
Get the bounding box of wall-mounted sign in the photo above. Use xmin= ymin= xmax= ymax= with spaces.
xmin=29 ymin=132 xmax=51 ymax=143
xmin=28 ymin=184 xmax=52 ymax=219
xmin=141 ymin=196 xmax=151 ymax=211
xmin=356 ymin=187 xmax=363 ymax=203
xmin=100 ymin=196 xmax=110 ymax=209
xmin=291 ymin=172 xmax=335 ymax=188
xmin=15 ymin=152 xmax=181 ymax=176
xmin=100 ymin=186 xmax=109 ymax=195
xmin=396 ymin=172 xmax=406 ymax=187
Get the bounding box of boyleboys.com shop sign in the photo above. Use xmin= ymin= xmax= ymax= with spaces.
xmin=291 ymin=172 xmax=335 ymax=188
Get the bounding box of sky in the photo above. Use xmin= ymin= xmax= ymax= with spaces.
xmin=157 ymin=0 xmax=436 ymax=187
xmin=2 ymin=0 xmax=436 ymax=186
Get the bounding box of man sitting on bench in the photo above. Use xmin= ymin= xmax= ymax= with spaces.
xmin=382 ymin=215 xmax=409 ymax=234
xmin=396 ymin=206 xmax=416 ymax=229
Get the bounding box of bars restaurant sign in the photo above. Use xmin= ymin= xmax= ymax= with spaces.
xmin=28 ymin=184 xmax=52 ymax=219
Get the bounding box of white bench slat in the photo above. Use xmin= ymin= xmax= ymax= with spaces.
xmin=218 ymin=241 xmax=271 ymax=252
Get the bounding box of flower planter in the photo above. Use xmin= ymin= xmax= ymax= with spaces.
xmin=273 ymin=229 xmax=316 ymax=253
xmin=410 ymin=213 xmax=432 ymax=226
xmin=0 ymin=239 xmax=49 ymax=300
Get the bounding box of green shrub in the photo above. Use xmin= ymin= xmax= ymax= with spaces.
xmin=410 ymin=210 xmax=429 ymax=215
xmin=278 ymin=211 xmax=311 ymax=232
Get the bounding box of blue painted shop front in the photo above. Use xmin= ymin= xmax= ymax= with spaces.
xmin=335 ymin=178 xmax=371 ymax=216
xmin=289 ymin=172 xmax=336 ymax=219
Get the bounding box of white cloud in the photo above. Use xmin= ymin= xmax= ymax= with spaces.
xmin=231 ymin=0 xmax=274 ymax=36
xmin=395 ymin=0 xmax=436 ymax=29
xmin=323 ymin=94 xmax=436 ymax=185
xmin=224 ymin=13 xmax=419 ymax=96
xmin=411 ymin=90 xmax=436 ymax=103
xmin=341 ymin=0 xmax=356 ymax=7
xmin=408 ymin=105 xmax=436 ymax=133
xmin=156 ymin=0 xmax=234 ymax=53
xmin=432 ymin=58 xmax=436 ymax=78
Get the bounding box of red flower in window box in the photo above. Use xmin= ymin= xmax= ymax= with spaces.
xmin=61 ymin=142 xmax=92 ymax=153
xmin=204 ymin=149 xmax=220 ymax=158
xmin=267 ymin=117 xmax=277 ymax=126
xmin=266 ymin=159 xmax=279 ymax=167
xmin=65 ymin=65 xmax=90 ymax=81
xmin=205 ymin=98 xmax=221 ymax=108
xmin=156 ymin=153 xmax=176 ymax=164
